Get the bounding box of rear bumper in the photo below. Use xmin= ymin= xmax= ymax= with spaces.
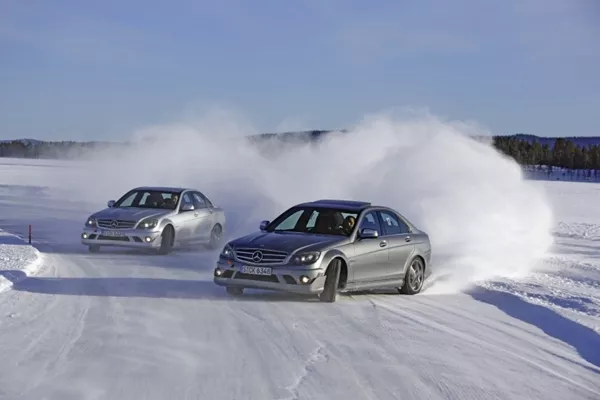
xmin=81 ymin=226 xmax=162 ymax=249
xmin=213 ymin=259 xmax=327 ymax=295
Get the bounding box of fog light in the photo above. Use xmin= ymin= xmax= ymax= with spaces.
xmin=82 ymin=233 xmax=88 ymax=239
xmin=144 ymin=236 xmax=152 ymax=242
xmin=299 ymin=275 xmax=310 ymax=284
xmin=214 ymin=268 xmax=223 ymax=277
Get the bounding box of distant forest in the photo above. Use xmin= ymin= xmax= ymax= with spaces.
xmin=0 ymin=139 xmax=115 ymax=159
xmin=0 ymin=131 xmax=331 ymax=159
xmin=2 ymin=132 xmax=600 ymax=172
xmin=493 ymin=135 xmax=600 ymax=170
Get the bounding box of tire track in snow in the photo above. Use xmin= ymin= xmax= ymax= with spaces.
xmin=0 ymin=253 xmax=96 ymax=399
xmin=278 ymin=301 xmax=383 ymax=400
xmin=281 ymin=345 xmax=329 ymax=400
xmin=369 ymin=296 xmax=600 ymax=399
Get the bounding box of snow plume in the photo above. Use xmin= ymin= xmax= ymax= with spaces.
xmin=47 ymin=107 xmax=555 ymax=293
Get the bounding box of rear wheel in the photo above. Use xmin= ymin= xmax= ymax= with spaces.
xmin=207 ymin=224 xmax=223 ymax=250
xmin=319 ymin=259 xmax=341 ymax=303
xmin=399 ymin=257 xmax=425 ymax=295
xmin=157 ymin=226 xmax=174 ymax=255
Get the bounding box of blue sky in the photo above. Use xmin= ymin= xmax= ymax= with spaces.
xmin=1 ymin=0 xmax=599 ymax=140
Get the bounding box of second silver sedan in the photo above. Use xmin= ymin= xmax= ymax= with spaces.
xmin=81 ymin=186 xmax=226 ymax=254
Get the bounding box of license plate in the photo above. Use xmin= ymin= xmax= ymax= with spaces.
xmin=103 ymin=230 xmax=125 ymax=237
xmin=241 ymin=265 xmax=272 ymax=276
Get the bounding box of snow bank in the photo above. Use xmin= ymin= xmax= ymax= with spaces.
xmin=0 ymin=229 xmax=42 ymax=293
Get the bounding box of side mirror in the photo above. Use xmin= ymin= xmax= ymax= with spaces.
xmin=107 ymin=200 xmax=115 ymax=208
xmin=259 ymin=220 xmax=270 ymax=231
xmin=180 ymin=203 xmax=195 ymax=212
xmin=359 ymin=228 xmax=379 ymax=239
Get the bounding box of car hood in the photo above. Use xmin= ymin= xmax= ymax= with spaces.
xmin=92 ymin=207 xmax=172 ymax=221
xmin=230 ymin=231 xmax=348 ymax=254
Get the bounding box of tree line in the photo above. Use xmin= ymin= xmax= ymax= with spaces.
xmin=493 ymin=136 xmax=600 ymax=170
xmin=2 ymin=134 xmax=600 ymax=172
xmin=0 ymin=131 xmax=330 ymax=159
xmin=0 ymin=140 xmax=117 ymax=159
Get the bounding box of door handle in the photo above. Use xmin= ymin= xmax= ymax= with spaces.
xmin=405 ymin=236 xmax=411 ymax=242
xmin=379 ymin=240 xmax=387 ymax=247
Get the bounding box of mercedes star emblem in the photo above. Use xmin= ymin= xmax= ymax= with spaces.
xmin=110 ymin=220 xmax=119 ymax=228
xmin=251 ymin=251 xmax=263 ymax=263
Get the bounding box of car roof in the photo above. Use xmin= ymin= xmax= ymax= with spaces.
xmin=296 ymin=199 xmax=372 ymax=212
xmin=133 ymin=186 xmax=191 ymax=193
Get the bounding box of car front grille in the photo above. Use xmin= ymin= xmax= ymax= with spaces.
xmin=235 ymin=248 xmax=288 ymax=264
xmin=96 ymin=219 xmax=137 ymax=229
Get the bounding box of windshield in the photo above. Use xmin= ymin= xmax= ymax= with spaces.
xmin=266 ymin=206 xmax=359 ymax=237
xmin=113 ymin=189 xmax=181 ymax=210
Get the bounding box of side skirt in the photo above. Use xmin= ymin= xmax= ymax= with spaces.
xmin=341 ymin=278 xmax=405 ymax=293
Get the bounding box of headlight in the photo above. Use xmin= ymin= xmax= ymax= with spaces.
xmin=85 ymin=217 xmax=96 ymax=227
xmin=292 ymin=251 xmax=320 ymax=264
xmin=221 ymin=244 xmax=235 ymax=258
xmin=139 ymin=218 xmax=158 ymax=229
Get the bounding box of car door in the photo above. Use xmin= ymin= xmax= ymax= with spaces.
xmin=172 ymin=192 xmax=198 ymax=245
xmin=191 ymin=191 xmax=215 ymax=242
xmin=350 ymin=210 xmax=389 ymax=283
xmin=377 ymin=210 xmax=415 ymax=280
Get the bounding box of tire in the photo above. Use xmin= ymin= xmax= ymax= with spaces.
xmin=226 ymin=287 xmax=243 ymax=296
xmin=319 ymin=259 xmax=341 ymax=303
xmin=88 ymin=245 xmax=100 ymax=253
xmin=207 ymin=224 xmax=223 ymax=250
xmin=399 ymin=257 xmax=425 ymax=295
xmin=157 ymin=226 xmax=174 ymax=255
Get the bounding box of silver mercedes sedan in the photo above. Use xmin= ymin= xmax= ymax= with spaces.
xmin=213 ymin=199 xmax=432 ymax=302
xmin=81 ymin=186 xmax=226 ymax=255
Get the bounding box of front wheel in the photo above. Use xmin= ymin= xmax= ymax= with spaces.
xmin=157 ymin=226 xmax=174 ymax=255
xmin=319 ymin=259 xmax=341 ymax=303
xmin=399 ymin=257 xmax=425 ymax=295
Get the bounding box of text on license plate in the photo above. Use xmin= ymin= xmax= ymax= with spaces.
xmin=103 ymin=230 xmax=125 ymax=237
xmin=241 ymin=266 xmax=272 ymax=276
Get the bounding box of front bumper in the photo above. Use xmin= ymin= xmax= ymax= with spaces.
xmin=213 ymin=258 xmax=327 ymax=295
xmin=81 ymin=226 xmax=163 ymax=249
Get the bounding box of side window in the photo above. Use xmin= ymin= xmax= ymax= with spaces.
xmin=358 ymin=211 xmax=382 ymax=234
xmin=138 ymin=192 xmax=151 ymax=206
xmin=378 ymin=211 xmax=409 ymax=235
xmin=305 ymin=211 xmax=318 ymax=228
xmin=180 ymin=192 xmax=193 ymax=209
xmin=191 ymin=193 xmax=207 ymax=209
xmin=197 ymin=192 xmax=213 ymax=207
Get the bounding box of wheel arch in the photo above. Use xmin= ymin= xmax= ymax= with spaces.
xmin=413 ymin=254 xmax=426 ymax=269
xmin=407 ymin=241 xmax=431 ymax=272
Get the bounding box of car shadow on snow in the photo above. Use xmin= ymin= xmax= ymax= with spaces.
xmin=0 ymin=270 xmax=323 ymax=303
xmin=468 ymin=287 xmax=600 ymax=371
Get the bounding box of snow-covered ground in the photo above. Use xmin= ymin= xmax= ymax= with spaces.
xmin=1 ymin=157 xmax=599 ymax=400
